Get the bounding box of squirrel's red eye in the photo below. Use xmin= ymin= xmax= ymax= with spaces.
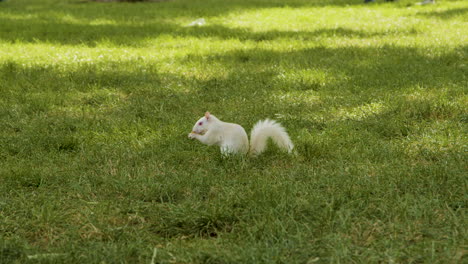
xmin=198 ymin=122 xmax=203 ymax=126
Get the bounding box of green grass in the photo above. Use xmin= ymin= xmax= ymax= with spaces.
xmin=0 ymin=0 xmax=467 ymax=263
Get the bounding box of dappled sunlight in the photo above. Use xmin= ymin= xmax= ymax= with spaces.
xmin=401 ymin=86 xmax=467 ymax=120
xmin=293 ymin=101 xmax=388 ymax=124
xmin=56 ymin=13 xmax=118 ymax=26
xmin=56 ymin=13 xmax=90 ymax=25
xmin=211 ymin=4 xmax=461 ymax=46
xmin=1 ymin=0 xmax=466 ymax=47
xmin=270 ymin=97 xmax=389 ymax=126
xmin=415 ymin=2 xmax=468 ymax=21
xmin=333 ymin=102 xmax=386 ymax=121
xmin=51 ymin=89 xmax=128 ymax=114
xmin=0 ymin=12 xmax=40 ymax=21
xmin=403 ymin=121 xmax=465 ymax=162
xmin=271 ymin=68 xmax=337 ymax=92
xmin=1 ymin=0 xmax=467 ymax=262
xmin=270 ymin=90 xmax=322 ymax=108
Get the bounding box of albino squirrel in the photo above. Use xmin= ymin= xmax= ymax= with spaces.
xmin=188 ymin=112 xmax=294 ymax=155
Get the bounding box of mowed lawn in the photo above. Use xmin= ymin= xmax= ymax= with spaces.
xmin=0 ymin=0 xmax=467 ymax=263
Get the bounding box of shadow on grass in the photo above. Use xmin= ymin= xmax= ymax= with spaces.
xmin=0 ymin=15 xmax=420 ymax=46
xmin=1 ymin=44 xmax=465 ymax=106
xmin=1 ymin=44 xmax=465 ymax=161
xmin=183 ymin=45 xmax=466 ymax=93
xmin=417 ymin=7 xmax=468 ymax=20
xmin=1 ymin=44 xmax=465 ymax=102
xmin=1 ymin=0 xmax=431 ymax=46
xmin=1 ymin=0 xmax=361 ymax=20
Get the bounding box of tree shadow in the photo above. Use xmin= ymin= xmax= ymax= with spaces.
xmin=0 ymin=15 xmax=419 ymax=46
xmin=1 ymin=44 xmax=465 ymax=119
xmin=416 ymin=7 xmax=468 ymax=20
xmin=184 ymin=45 xmax=466 ymax=91
xmin=0 ymin=0 xmax=359 ymax=21
xmin=0 ymin=0 xmax=405 ymax=46
xmin=1 ymin=43 xmax=465 ymax=163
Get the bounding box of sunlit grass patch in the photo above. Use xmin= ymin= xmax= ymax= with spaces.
xmin=332 ymin=102 xmax=387 ymax=121
xmin=404 ymin=121 xmax=466 ymax=162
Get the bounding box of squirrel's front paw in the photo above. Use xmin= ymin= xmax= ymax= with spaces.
xmin=188 ymin=132 xmax=196 ymax=139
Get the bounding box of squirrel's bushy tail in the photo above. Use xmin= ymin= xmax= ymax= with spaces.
xmin=249 ymin=119 xmax=294 ymax=155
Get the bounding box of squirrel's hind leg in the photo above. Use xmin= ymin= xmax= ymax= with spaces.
xmin=220 ymin=143 xmax=248 ymax=156
xmin=220 ymin=145 xmax=235 ymax=155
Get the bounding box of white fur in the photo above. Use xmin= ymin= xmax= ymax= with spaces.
xmin=250 ymin=119 xmax=294 ymax=155
xmin=188 ymin=113 xmax=293 ymax=156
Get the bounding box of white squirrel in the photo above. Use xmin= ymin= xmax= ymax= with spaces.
xmin=188 ymin=112 xmax=294 ymax=155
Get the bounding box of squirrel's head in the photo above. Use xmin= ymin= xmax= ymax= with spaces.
xmin=191 ymin=111 xmax=215 ymax=135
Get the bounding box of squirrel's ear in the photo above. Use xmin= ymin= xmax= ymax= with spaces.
xmin=205 ymin=112 xmax=210 ymax=120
